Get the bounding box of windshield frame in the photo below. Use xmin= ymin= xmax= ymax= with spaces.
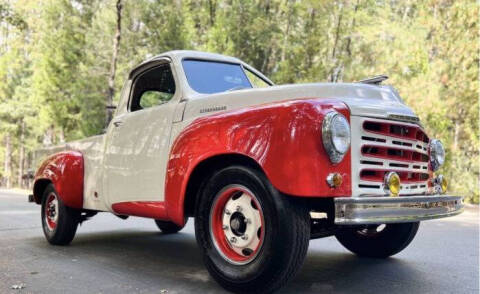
xmin=243 ymin=66 xmax=272 ymax=88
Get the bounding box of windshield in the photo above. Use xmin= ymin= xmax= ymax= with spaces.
xmin=182 ymin=59 xmax=253 ymax=94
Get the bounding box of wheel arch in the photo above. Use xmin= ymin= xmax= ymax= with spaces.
xmin=183 ymin=153 xmax=264 ymax=219
xmin=33 ymin=178 xmax=52 ymax=204
xmin=33 ymin=151 xmax=84 ymax=209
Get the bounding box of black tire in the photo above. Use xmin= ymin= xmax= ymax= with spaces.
xmin=335 ymin=222 xmax=420 ymax=258
xmin=155 ymin=219 xmax=186 ymax=234
xmin=195 ymin=165 xmax=310 ymax=294
xmin=41 ymin=183 xmax=80 ymax=245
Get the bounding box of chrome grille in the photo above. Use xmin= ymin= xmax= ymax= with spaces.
xmin=351 ymin=116 xmax=431 ymax=197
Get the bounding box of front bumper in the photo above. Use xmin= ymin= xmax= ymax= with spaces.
xmin=334 ymin=195 xmax=463 ymax=225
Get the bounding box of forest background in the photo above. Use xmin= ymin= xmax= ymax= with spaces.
xmin=0 ymin=0 xmax=478 ymax=203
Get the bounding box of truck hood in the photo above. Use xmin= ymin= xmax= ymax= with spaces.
xmin=184 ymin=82 xmax=418 ymax=122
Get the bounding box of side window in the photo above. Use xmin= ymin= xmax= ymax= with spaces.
xmin=130 ymin=64 xmax=175 ymax=112
xmin=245 ymin=69 xmax=270 ymax=88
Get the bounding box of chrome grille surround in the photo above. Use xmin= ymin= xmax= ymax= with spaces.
xmin=351 ymin=116 xmax=431 ymax=197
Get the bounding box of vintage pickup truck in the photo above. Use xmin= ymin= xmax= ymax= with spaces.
xmin=30 ymin=50 xmax=463 ymax=293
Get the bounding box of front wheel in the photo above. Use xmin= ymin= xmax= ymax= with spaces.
xmin=195 ymin=166 xmax=310 ymax=293
xmin=335 ymin=222 xmax=420 ymax=258
xmin=41 ymin=184 xmax=80 ymax=245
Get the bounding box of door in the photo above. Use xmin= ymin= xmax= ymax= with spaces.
xmin=103 ymin=61 xmax=178 ymax=208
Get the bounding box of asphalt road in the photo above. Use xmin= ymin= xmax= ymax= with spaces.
xmin=1 ymin=189 xmax=478 ymax=294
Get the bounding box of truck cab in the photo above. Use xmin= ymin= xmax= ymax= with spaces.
xmin=31 ymin=50 xmax=464 ymax=293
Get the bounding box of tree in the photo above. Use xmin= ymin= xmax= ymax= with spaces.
xmin=0 ymin=0 xmax=477 ymax=202
xmin=106 ymin=0 xmax=123 ymax=127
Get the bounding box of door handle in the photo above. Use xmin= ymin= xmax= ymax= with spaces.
xmin=113 ymin=121 xmax=123 ymax=127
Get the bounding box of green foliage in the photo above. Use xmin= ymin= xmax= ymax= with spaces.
xmin=0 ymin=1 xmax=27 ymax=30
xmin=0 ymin=0 xmax=478 ymax=202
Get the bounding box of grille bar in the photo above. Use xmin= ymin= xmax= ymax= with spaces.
xmin=361 ymin=145 xmax=429 ymax=163
xmin=360 ymin=169 xmax=429 ymax=183
xmin=363 ymin=120 xmax=429 ymax=143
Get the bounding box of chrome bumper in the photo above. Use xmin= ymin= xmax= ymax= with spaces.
xmin=334 ymin=195 xmax=464 ymax=225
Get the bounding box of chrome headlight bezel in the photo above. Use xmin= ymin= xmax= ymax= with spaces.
xmin=322 ymin=111 xmax=351 ymax=164
xmin=430 ymin=139 xmax=445 ymax=171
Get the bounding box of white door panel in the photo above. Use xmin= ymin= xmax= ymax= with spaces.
xmin=103 ymin=102 xmax=176 ymax=205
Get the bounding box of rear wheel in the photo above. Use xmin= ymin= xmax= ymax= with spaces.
xmin=41 ymin=184 xmax=80 ymax=245
xmin=195 ymin=166 xmax=310 ymax=293
xmin=335 ymin=222 xmax=420 ymax=258
xmin=154 ymin=219 xmax=186 ymax=234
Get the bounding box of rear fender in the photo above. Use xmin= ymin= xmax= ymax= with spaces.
xmin=33 ymin=151 xmax=84 ymax=209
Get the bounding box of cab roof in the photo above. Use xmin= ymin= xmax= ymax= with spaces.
xmin=130 ymin=50 xmax=242 ymax=77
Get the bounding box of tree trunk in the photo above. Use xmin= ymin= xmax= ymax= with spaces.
xmin=208 ymin=0 xmax=216 ymax=26
xmin=43 ymin=125 xmax=55 ymax=146
xmin=280 ymin=1 xmax=292 ymax=63
xmin=4 ymin=134 xmax=12 ymax=189
xmin=331 ymin=3 xmax=343 ymax=60
xmin=402 ymin=0 xmax=411 ymax=23
xmin=18 ymin=121 xmax=25 ymax=188
xmin=453 ymin=120 xmax=460 ymax=151
xmin=345 ymin=0 xmax=360 ymax=58
xmin=330 ymin=3 xmax=344 ymax=82
xmin=106 ymin=0 xmax=123 ymax=128
xmin=58 ymin=128 xmax=65 ymax=143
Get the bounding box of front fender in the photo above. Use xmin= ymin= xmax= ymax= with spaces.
xmin=165 ymin=98 xmax=352 ymax=225
xmin=33 ymin=151 xmax=84 ymax=209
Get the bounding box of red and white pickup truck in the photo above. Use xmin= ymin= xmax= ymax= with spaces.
xmin=30 ymin=50 xmax=463 ymax=293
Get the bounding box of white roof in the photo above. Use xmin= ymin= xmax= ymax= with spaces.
xmin=158 ymin=50 xmax=243 ymax=64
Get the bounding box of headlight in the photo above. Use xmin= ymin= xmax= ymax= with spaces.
xmin=322 ymin=111 xmax=351 ymax=163
xmin=430 ymin=139 xmax=445 ymax=171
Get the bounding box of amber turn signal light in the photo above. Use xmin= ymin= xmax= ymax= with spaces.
xmin=384 ymin=172 xmax=400 ymax=197
xmin=434 ymin=175 xmax=447 ymax=194
xmin=327 ymin=173 xmax=343 ymax=188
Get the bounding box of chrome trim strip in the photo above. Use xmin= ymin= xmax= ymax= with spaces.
xmin=387 ymin=114 xmax=420 ymax=124
xmin=361 ymin=115 xmax=421 ymax=126
xmin=334 ymin=195 xmax=464 ymax=225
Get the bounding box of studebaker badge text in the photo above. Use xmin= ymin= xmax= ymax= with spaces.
xmin=200 ymin=105 xmax=227 ymax=113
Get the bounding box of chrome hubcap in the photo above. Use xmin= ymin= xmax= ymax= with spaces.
xmin=45 ymin=193 xmax=59 ymax=231
xmin=221 ymin=192 xmax=262 ymax=255
xmin=210 ymin=185 xmax=265 ymax=265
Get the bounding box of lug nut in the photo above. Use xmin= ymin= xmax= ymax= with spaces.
xmin=245 ymin=218 xmax=251 ymax=224
xmin=222 ymin=225 xmax=229 ymax=230
xmin=224 ymin=209 xmax=231 ymax=215
xmin=241 ymin=234 xmax=248 ymax=240
xmin=236 ymin=206 xmax=242 ymax=212
xmin=230 ymin=237 xmax=237 ymax=243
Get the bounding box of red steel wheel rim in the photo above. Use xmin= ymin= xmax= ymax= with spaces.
xmin=45 ymin=193 xmax=58 ymax=231
xmin=209 ymin=185 xmax=265 ymax=265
